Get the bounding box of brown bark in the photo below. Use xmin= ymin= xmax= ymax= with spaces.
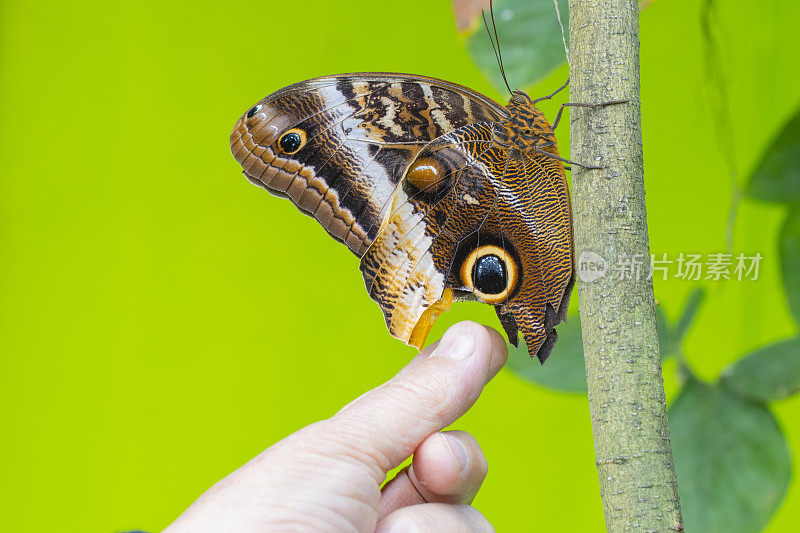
xmin=568 ymin=0 xmax=684 ymax=530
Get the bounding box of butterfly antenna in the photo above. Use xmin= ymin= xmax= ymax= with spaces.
xmin=481 ymin=11 xmax=503 ymax=86
xmin=481 ymin=2 xmax=513 ymax=94
xmin=489 ymin=0 xmax=513 ymax=95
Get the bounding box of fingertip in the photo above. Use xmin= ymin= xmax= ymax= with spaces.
xmin=409 ymin=430 xmax=488 ymax=502
xmin=441 ymin=432 xmax=471 ymax=475
xmin=428 ymin=321 xmax=480 ymax=360
xmin=410 ymin=433 xmax=466 ymax=494
xmin=427 ymin=321 xmax=507 ymax=381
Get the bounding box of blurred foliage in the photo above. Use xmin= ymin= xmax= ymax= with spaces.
xmin=458 ymin=0 xmax=570 ymax=92
xmin=747 ymin=110 xmax=800 ymax=204
xmin=781 ymin=206 xmax=800 ymax=325
xmin=671 ymin=378 xmax=792 ymax=533
xmin=506 ymin=313 xmax=587 ymax=393
xmin=722 ymin=338 xmax=800 ymax=403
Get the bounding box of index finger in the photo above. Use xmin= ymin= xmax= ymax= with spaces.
xmin=326 ymin=321 xmax=508 ymax=478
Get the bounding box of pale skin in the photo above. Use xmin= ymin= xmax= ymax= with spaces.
xmin=164 ymin=321 xmax=508 ymax=532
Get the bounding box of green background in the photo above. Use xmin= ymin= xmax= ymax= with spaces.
xmin=1 ymin=0 xmax=798 ymax=531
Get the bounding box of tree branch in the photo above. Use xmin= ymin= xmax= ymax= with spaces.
xmin=567 ymin=1 xmax=684 ymax=530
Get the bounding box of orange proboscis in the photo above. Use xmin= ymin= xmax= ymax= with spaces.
xmin=408 ymin=288 xmax=454 ymax=349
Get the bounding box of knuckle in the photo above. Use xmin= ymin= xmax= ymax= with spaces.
xmin=389 ymin=374 xmax=452 ymax=421
xmin=312 ymin=419 xmax=395 ymax=477
xmin=285 ymin=419 xmax=386 ymax=481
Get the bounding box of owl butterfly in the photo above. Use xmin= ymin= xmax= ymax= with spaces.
xmin=229 ymin=73 xmax=576 ymax=363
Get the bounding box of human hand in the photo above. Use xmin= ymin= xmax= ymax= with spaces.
xmin=164 ymin=321 xmax=508 ymax=532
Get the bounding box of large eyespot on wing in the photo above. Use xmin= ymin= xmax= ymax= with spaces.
xmin=360 ymin=122 xmax=505 ymax=349
xmin=459 ymin=244 xmax=520 ymax=305
xmin=229 ymin=73 xmax=507 ymax=257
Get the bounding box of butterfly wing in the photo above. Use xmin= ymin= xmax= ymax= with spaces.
xmin=497 ymin=149 xmax=575 ymax=362
xmin=361 ymin=122 xmax=574 ymax=362
xmin=230 ymin=73 xmax=507 ymax=256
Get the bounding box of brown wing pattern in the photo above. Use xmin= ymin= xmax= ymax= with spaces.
xmin=361 ymin=121 xmax=574 ymax=362
xmin=229 ymin=73 xmax=507 ymax=256
xmin=497 ymin=151 xmax=574 ymax=362
xmin=360 ymin=123 xmax=503 ymax=347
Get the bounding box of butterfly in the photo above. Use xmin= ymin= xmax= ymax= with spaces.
xmin=229 ymin=73 xmax=579 ymax=363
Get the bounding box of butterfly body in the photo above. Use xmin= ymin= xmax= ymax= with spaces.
xmin=230 ymin=73 xmax=573 ymax=362
xmin=502 ymin=92 xmax=559 ymax=151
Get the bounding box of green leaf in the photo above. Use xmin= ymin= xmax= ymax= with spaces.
xmin=746 ymin=106 xmax=800 ymax=203
xmin=674 ymin=288 xmax=705 ymax=342
xmin=670 ymin=379 xmax=792 ymax=533
xmin=781 ymin=206 xmax=800 ymax=325
xmin=656 ymin=305 xmax=675 ymax=359
xmin=506 ymin=314 xmax=586 ymax=393
xmin=656 ymin=289 xmax=705 ymax=360
xmin=721 ymin=337 xmax=800 ymax=403
xmin=461 ymin=0 xmax=570 ymax=93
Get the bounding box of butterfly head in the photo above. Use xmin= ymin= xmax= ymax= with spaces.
xmin=510 ymin=90 xmax=532 ymax=105
xmin=504 ymin=91 xmax=557 ymax=153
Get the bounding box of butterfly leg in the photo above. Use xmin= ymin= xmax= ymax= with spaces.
xmin=550 ymin=99 xmax=629 ymax=131
xmin=533 ymin=145 xmax=602 ymax=170
xmin=533 ymin=78 xmax=570 ymax=104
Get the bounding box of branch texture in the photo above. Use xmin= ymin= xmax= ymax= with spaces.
xmin=568 ymin=0 xmax=684 ymax=530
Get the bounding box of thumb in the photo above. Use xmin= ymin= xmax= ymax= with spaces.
xmin=325 ymin=321 xmax=508 ymax=479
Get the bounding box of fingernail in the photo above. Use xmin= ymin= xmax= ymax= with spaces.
xmin=443 ymin=432 xmax=470 ymax=474
xmin=429 ymin=326 xmax=475 ymax=360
